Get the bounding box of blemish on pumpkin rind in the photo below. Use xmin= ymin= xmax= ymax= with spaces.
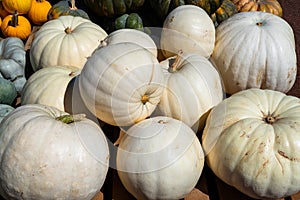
xmin=255 ymin=159 xmax=269 ymax=178
xmin=278 ymin=150 xmax=300 ymax=162
xmin=169 ymin=16 xmax=175 ymax=23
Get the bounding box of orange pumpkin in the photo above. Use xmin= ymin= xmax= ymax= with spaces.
xmin=0 ymin=2 xmax=9 ymax=19
xmin=231 ymin=0 xmax=283 ymax=17
xmin=2 ymin=0 xmax=32 ymax=14
xmin=1 ymin=11 xmax=32 ymax=40
xmin=28 ymin=0 xmax=52 ymax=25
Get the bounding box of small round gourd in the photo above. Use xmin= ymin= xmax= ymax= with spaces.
xmin=117 ymin=116 xmax=205 ymax=200
xmin=202 ymin=88 xmax=300 ymax=199
xmin=210 ymin=11 xmax=297 ymax=95
xmin=160 ymin=5 xmax=215 ymax=59
xmin=78 ymin=42 xmax=164 ymax=127
xmin=30 ymin=15 xmax=107 ymax=71
xmin=0 ymin=104 xmax=110 ymax=199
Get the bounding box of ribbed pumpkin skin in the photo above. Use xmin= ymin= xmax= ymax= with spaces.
xmin=202 ymin=88 xmax=300 ymax=199
xmin=231 ymin=0 xmax=283 ymax=17
xmin=21 ymin=66 xmax=80 ymax=111
xmin=29 ymin=16 xmax=107 ymax=71
xmin=83 ymin=0 xmax=145 ymax=17
xmin=210 ymin=11 xmax=297 ymax=95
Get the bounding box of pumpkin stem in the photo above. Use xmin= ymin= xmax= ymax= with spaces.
xmin=9 ymin=10 xmax=18 ymax=27
xmin=56 ymin=113 xmax=86 ymax=124
xmin=70 ymin=0 xmax=77 ymax=10
xmin=100 ymin=40 xmax=108 ymax=47
xmin=256 ymin=22 xmax=263 ymax=26
xmin=168 ymin=50 xmax=183 ymax=73
xmin=263 ymin=114 xmax=276 ymax=124
xmin=141 ymin=94 xmax=149 ymax=104
xmin=158 ymin=119 xmax=167 ymax=124
xmin=65 ymin=27 xmax=72 ymax=34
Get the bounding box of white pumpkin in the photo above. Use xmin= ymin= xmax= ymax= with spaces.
xmin=29 ymin=15 xmax=108 ymax=71
xmin=100 ymin=28 xmax=158 ymax=58
xmin=160 ymin=5 xmax=215 ymax=59
xmin=0 ymin=104 xmax=110 ymax=200
xmin=78 ymin=42 xmax=164 ymax=127
xmin=152 ymin=53 xmax=224 ymax=128
xmin=21 ymin=65 xmax=80 ymax=111
xmin=202 ymin=88 xmax=300 ymax=199
xmin=117 ymin=116 xmax=205 ymax=200
xmin=210 ymin=11 xmax=297 ymax=95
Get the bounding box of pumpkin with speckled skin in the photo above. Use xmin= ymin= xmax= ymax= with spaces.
xmin=202 ymin=88 xmax=300 ymax=199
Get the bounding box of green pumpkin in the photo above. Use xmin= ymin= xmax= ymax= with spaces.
xmin=115 ymin=13 xmax=143 ymax=30
xmin=83 ymin=0 xmax=145 ymax=17
xmin=47 ymin=0 xmax=90 ymax=20
xmin=149 ymin=0 xmax=237 ymax=26
xmin=0 ymin=104 xmax=14 ymax=123
xmin=0 ymin=77 xmax=17 ymax=106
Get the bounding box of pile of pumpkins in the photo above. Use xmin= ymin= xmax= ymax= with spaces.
xmin=0 ymin=0 xmax=299 ymax=199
